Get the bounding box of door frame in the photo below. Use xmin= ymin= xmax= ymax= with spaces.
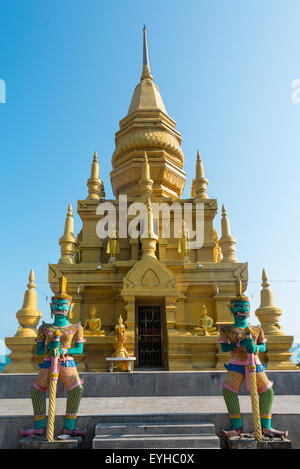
xmin=135 ymin=297 xmax=167 ymax=369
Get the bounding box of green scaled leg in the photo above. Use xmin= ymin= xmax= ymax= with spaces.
xmin=64 ymin=385 xmax=84 ymax=430
xmin=259 ymin=387 xmax=274 ymax=430
xmin=31 ymin=386 xmax=47 ymax=429
xmin=258 ymin=387 xmax=288 ymax=438
xmin=222 ymin=388 xmax=242 ymax=430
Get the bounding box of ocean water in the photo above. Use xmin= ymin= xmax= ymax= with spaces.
xmin=290 ymin=344 xmax=300 ymax=365
xmin=0 ymin=356 xmax=10 ymax=373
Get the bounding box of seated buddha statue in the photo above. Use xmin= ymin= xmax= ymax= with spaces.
xmin=194 ymin=304 xmax=218 ymax=336
xmin=83 ymin=305 xmax=105 ymax=336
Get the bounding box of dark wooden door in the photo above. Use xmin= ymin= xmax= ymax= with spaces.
xmin=137 ymin=305 xmax=162 ymax=367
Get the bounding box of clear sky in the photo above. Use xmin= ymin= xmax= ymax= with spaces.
xmin=0 ymin=0 xmax=300 ymax=346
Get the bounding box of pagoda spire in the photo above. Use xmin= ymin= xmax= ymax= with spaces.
xmin=111 ymin=29 xmax=186 ymax=199
xmin=219 ymin=205 xmax=238 ymax=263
xmin=141 ymin=25 xmax=153 ymax=81
xmin=194 ymin=150 xmax=208 ymax=200
xmin=87 ymin=151 xmax=105 ymax=200
xmin=58 ymin=204 xmax=76 ymax=264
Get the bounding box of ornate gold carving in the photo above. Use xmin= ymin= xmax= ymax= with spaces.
xmin=166 ymin=279 xmax=176 ymax=289
xmin=233 ymin=262 xmax=248 ymax=279
xmin=113 ymin=129 xmax=184 ymax=165
xmin=141 ymin=268 xmax=160 ymax=287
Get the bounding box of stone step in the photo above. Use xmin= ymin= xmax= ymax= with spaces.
xmin=93 ymin=434 xmax=220 ymax=449
xmin=95 ymin=422 xmax=215 ymax=436
xmin=93 ymin=417 xmax=219 ymax=449
xmin=1 ymin=398 xmax=299 ymax=449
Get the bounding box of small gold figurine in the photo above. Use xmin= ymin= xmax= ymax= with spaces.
xmin=194 ymin=305 xmax=218 ymax=336
xmin=106 ymin=225 xmax=120 ymax=263
xmin=83 ymin=305 xmax=105 ymax=336
xmin=113 ymin=315 xmax=129 ymax=358
xmin=178 ymin=221 xmax=190 ymax=262
xmin=213 ymin=227 xmax=222 ymax=263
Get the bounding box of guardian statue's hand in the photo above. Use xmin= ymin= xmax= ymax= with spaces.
xmin=240 ymin=338 xmax=257 ymax=354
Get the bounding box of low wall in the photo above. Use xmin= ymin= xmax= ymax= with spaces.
xmin=0 ymin=371 xmax=299 ymax=398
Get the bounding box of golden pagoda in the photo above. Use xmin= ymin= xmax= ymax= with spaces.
xmin=4 ymin=27 xmax=295 ymax=372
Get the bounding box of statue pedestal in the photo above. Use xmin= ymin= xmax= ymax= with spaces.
xmin=106 ymin=357 xmax=136 ymax=372
xmin=19 ymin=436 xmax=83 ymax=449
xmin=221 ymin=434 xmax=292 ymax=450
xmin=168 ymin=335 xmax=218 ymax=370
xmin=83 ymin=336 xmax=114 ymax=371
xmin=265 ymin=335 xmax=297 ymax=369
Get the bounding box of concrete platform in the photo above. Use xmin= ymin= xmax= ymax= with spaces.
xmin=225 ymin=435 xmax=292 ymax=450
xmin=0 ymin=395 xmax=299 ymax=449
xmin=1 ymin=371 xmax=300 ymax=398
xmin=19 ymin=436 xmax=82 ymax=449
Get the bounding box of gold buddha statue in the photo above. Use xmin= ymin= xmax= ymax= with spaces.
xmin=213 ymin=227 xmax=222 ymax=263
xmin=178 ymin=221 xmax=190 ymax=262
xmin=83 ymin=305 xmax=105 ymax=336
xmin=113 ymin=315 xmax=129 ymax=358
xmin=194 ymin=304 xmax=218 ymax=336
xmin=106 ymin=224 xmax=120 ymax=263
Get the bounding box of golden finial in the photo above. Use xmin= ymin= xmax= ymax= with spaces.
xmin=142 ymin=152 xmax=151 ymax=181
xmin=91 ymin=151 xmax=99 ymax=179
xmin=196 ymin=150 xmax=202 ymax=177
xmin=140 ymin=195 xmax=158 ymax=259
xmin=141 ymin=26 xmax=153 ymax=81
xmin=258 ymin=268 xmax=274 ymax=307
xmin=59 ymin=204 xmax=76 ymax=265
xmin=67 ymin=203 xmax=73 ymax=218
xmin=62 ymin=203 xmax=74 ymax=237
xmin=28 ymin=269 xmax=35 ymax=289
xmin=262 ymin=268 xmax=270 ymax=288
xmin=194 ymin=150 xmax=208 ymax=200
xmin=219 ymin=204 xmax=238 ymax=263
xmin=139 ymin=152 xmax=153 ymax=195
xmin=87 ymin=151 xmax=105 ymax=200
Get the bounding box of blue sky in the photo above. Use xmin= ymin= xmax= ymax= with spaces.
xmin=0 ymin=0 xmax=300 ymax=345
